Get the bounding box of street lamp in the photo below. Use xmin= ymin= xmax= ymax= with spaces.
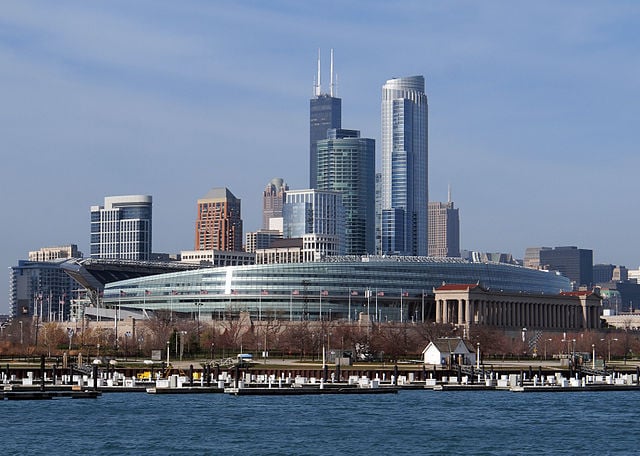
xmin=592 ymin=344 xmax=595 ymax=369
xmin=19 ymin=321 xmax=23 ymax=346
xmin=476 ymin=342 xmax=480 ymax=370
xmin=602 ymin=337 xmax=618 ymax=362
xmin=166 ymin=340 xmax=170 ymax=364
xmin=544 ymin=338 xmax=552 ymax=360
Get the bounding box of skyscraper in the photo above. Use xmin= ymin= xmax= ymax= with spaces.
xmin=90 ymin=195 xmax=152 ymax=260
xmin=195 ymin=187 xmax=243 ymax=252
xmin=538 ymin=246 xmax=594 ymax=289
xmin=428 ymin=190 xmax=460 ymax=257
xmin=380 ymin=75 xmax=428 ymax=256
xmin=283 ymin=189 xmax=345 ymax=259
xmin=310 ymin=49 xmax=341 ymax=189
xmin=316 ymin=128 xmax=375 ymax=255
xmin=262 ymin=177 xmax=288 ymax=231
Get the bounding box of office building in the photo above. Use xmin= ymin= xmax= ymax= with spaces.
xmin=262 ymin=178 xmax=288 ymax=231
xmin=29 ymin=244 xmax=81 ymax=262
xmin=536 ymin=246 xmax=593 ymax=288
xmin=375 ymin=172 xmax=382 ymax=255
xmin=316 ymin=128 xmax=375 ymax=255
xmin=428 ymin=191 xmax=460 ymax=257
xmin=310 ymin=50 xmax=341 ymax=189
xmin=245 ymin=230 xmax=282 ymax=254
xmin=380 ymin=75 xmax=428 ymax=256
xmin=283 ymin=189 xmax=345 ymax=258
xmin=9 ymin=259 xmax=79 ymax=320
xmin=524 ymin=247 xmax=551 ymax=269
xmin=180 ymin=249 xmax=255 ymax=267
xmin=195 ymin=187 xmax=243 ymax=252
xmin=90 ymin=195 xmax=152 ymax=260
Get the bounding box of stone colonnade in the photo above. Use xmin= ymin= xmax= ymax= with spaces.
xmin=434 ymin=286 xmax=601 ymax=330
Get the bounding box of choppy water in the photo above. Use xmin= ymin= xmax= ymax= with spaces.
xmin=4 ymin=389 xmax=640 ymax=455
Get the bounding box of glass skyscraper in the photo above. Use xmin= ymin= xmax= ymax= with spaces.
xmin=380 ymin=76 xmax=428 ymax=256
xmin=309 ymin=50 xmax=341 ymax=189
xmin=90 ymin=195 xmax=152 ymax=260
xmin=317 ymin=128 xmax=375 ymax=255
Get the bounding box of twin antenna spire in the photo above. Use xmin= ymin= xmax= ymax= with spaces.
xmin=314 ymin=48 xmax=336 ymax=97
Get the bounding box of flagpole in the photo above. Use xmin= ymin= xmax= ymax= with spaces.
xmin=290 ymin=291 xmax=293 ymax=322
xmin=375 ymin=288 xmax=378 ymax=323
xmin=348 ymin=288 xmax=351 ymax=323
xmin=319 ymin=290 xmax=322 ymax=322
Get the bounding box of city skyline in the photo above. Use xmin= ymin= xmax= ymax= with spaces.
xmin=1 ymin=1 xmax=639 ymax=313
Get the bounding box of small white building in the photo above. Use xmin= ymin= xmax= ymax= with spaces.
xmin=423 ymin=338 xmax=477 ymax=366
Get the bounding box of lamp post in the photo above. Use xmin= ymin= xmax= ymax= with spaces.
xmin=476 ymin=342 xmax=480 ymax=370
xmin=166 ymin=340 xmax=170 ymax=365
xmin=592 ymin=344 xmax=596 ymax=369
xmin=19 ymin=321 xmax=23 ymax=346
xmin=544 ymin=338 xmax=552 ymax=360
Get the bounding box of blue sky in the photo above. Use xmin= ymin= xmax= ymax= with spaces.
xmin=1 ymin=1 xmax=639 ymax=313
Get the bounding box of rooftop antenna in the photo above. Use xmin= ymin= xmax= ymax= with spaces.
xmin=448 ymin=184 xmax=452 ymax=203
xmin=330 ymin=48 xmax=334 ymax=97
xmin=315 ymin=48 xmax=321 ymax=97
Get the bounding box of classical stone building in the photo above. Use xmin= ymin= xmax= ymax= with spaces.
xmin=434 ymin=284 xmax=601 ymax=330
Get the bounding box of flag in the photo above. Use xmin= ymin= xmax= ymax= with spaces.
xmin=402 ymin=291 xmax=409 ymax=297
xmin=120 ymin=290 xmax=126 ymax=297
xmin=321 ymin=290 xmax=328 ymax=296
xmin=292 ymin=290 xmax=299 ymax=295
xmin=171 ymin=290 xmax=178 ymax=295
xmin=231 ymin=289 xmax=239 ymax=295
xmin=377 ymin=291 xmax=385 ymax=297
xmin=261 ymin=289 xmax=269 ymax=295
xmin=350 ymin=290 xmax=358 ymax=296
xmin=145 ymin=290 xmax=151 ymax=295
xmin=200 ymin=289 xmax=208 ymax=295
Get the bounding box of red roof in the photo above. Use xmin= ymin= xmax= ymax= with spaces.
xmin=560 ymin=291 xmax=593 ymax=297
xmin=435 ymin=283 xmax=479 ymax=292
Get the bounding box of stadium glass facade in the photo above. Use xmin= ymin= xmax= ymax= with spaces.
xmin=103 ymin=256 xmax=571 ymax=323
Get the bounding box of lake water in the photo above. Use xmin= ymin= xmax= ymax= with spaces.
xmin=4 ymin=389 xmax=639 ymax=455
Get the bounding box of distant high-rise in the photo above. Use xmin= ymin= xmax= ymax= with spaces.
xmin=195 ymin=187 xmax=243 ymax=252
xmin=428 ymin=190 xmax=460 ymax=257
xmin=380 ymin=75 xmax=428 ymax=256
xmin=90 ymin=195 xmax=152 ymax=260
xmin=263 ymin=177 xmax=288 ymax=231
xmin=317 ymin=128 xmax=375 ymax=255
xmin=283 ymin=189 xmax=345 ymax=259
xmin=536 ymin=246 xmax=594 ymax=289
xmin=310 ymin=49 xmax=341 ymax=189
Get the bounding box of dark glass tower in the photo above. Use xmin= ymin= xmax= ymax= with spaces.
xmin=317 ymin=128 xmax=375 ymax=255
xmin=309 ymin=50 xmax=341 ymax=189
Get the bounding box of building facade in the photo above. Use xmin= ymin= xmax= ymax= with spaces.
xmin=195 ymin=187 xmax=243 ymax=252
xmin=245 ymin=230 xmax=282 ymax=254
xmin=180 ymin=249 xmax=255 ymax=267
xmin=102 ymin=256 xmax=572 ymax=323
xmin=537 ymin=246 xmax=594 ymax=288
xmin=262 ymin=177 xmax=288 ymax=231
xmin=310 ymin=50 xmax=341 ymax=189
xmin=9 ymin=259 xmax=79 ymax=320
xmin=90 ymin=195 xmax=152 ymax=260
xmin=428 ymin=199 xmax=460 ymax=257
xmin=283 ymin=189 xmax=345 ymax=258
xmin=434 ymin=284 xmax=601 ymax=330
xmin=380 ymin=76 xmax=428 ymax=256
xmin=316 ymin=128 xmax=375 ymax=255
xmin=29 ymin=244 xmax=81 ymax=262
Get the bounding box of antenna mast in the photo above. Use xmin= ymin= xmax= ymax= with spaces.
xmin=315 ymin=48 xmax=321 ymax=97
xmin=330 ymin=48 xmax=334 ymax=97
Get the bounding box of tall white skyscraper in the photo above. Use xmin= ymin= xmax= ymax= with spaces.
xmin=90 ymin=195 xmax=153 ymax=260
xmin=380 ymin=76 xmax=428 ymax=256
